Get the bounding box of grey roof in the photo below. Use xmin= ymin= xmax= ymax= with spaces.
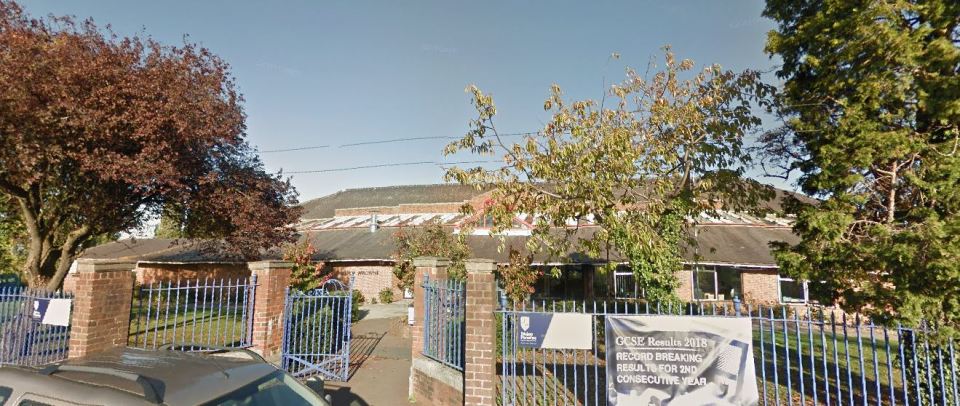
xmin=300 ymin=184 xmax=488 ymax=219
xmin=80 ymin=239 xmax=245 ymax=263
xmin=81 ymin=224 xmax=794 ymax=267
xmin=306 ymin=224 xmax=796 ymax=266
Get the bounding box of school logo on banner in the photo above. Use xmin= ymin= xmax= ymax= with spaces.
xmin=605 ymin=315 xmax=759 ymax=405
xmin=515 ymin=312 xmax=592 ymax=350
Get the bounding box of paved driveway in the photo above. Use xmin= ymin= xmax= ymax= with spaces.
xmin=324 ymin=301 xmax=413 ymax=405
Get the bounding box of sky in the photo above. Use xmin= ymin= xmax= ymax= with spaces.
xmin=22 ymin=0 xmax=785 ymax=202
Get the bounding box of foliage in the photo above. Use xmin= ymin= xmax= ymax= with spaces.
xmin=0 ymin=197 xmax=25 ymax=275
xmin=153 ymin=207 xmax=185 ymax=239
xmin=496 ymin=248 xmax=542 ymax=304
xmin=0 ymin=1 xmax=301 ymax=290
xmin=378 ymin=288 xmax=395 ymax=304
xmin=445 ymin=49 xmax=773 ymax=302
xmin=392 ymin=222 xmax=471 ymax=289
xmin=760 ymin=0 xmax=960 ymax=333
xmin=282 ymin=240 xmax=330 ymax=292
xmin=351 ymin=290 xmax=365 ymax=321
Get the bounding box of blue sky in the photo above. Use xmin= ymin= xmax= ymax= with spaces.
xmin=23 ymin=0 xmax=783 ymax=201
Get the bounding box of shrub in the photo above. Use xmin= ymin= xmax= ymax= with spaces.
xmin=351 ymin=290 xmax=365 ymax=321
xmin=378 ymin=288 xmax=394 ymax=304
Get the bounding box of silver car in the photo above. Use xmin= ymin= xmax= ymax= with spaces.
xmin=0 ymin=347 xmax=332 ymax=405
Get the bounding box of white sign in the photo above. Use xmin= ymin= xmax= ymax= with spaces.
xmin=516 ymin=312 xmax=592 ymax=350
xmin=33 ymin=298 xmax=72 ymax=326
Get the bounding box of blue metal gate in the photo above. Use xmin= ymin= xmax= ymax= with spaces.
xmin=0 ymin=287 xmax=72 ymax=367
xmin=281 ymin=279 xmax=353 ymax=381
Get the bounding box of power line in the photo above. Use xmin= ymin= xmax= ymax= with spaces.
xmin=284 ymin=160 xmax=497 ymax=174
xmin=260 ymin=145 xmax=330 ymax=153
xmin=259 ymin=131 xmax=538 ymax=154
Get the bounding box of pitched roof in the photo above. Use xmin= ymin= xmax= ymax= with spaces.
xmin=299 ymin=184 xmax=488 ymax=219
xmin=83 ymin=223 xmax=794 ymax=267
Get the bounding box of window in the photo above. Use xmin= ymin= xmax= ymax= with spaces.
xmin=612 ymin=265 xmax=645 ymax=299
xmin=0 ymin=386 xmax=11 ymax=406
xmin=205 ymin=371 xmax=326 ymax=405
xmin=692 ymin=266 xmax=742 ymax=301
xmin=779 ymin=276 xmax=809 ymax=303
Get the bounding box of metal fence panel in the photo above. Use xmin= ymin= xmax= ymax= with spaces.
xmin=281 ymin=279 xmax=353 ymax=382
xmin=497 ymin=300 xmax=960 ymax=406
xmin=422 ymin=275 xmax=466 ymax=371
xmin=0 ymin=287 xmax=72 ymax=366
xmin=127 ymin=276 xmax=257 ymax=350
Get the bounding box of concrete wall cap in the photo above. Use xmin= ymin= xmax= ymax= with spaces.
xmin=412 ymin=257 xmax=450 ymax=268
xmin=412 ymin=356 xmax=464 ymax=391
xmin=74 ymin=259 xmax=137 ymax=273
xmin=465 ymin=258 xmax=497 ymax=273
xmin=248 ymin=260 xmax=295 ymax=271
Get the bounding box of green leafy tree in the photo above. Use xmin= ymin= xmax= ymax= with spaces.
xmin=392 ymin=222 xmax=471 ymax=290
xmin=445 ymin=49 xmax=773 ymax=302
xmin=761 ymin=0 xmax=960 ymax=332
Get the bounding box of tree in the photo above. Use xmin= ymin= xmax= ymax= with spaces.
xmin=392 ymin=222 xmax=471 ymax=291
xmin=282 ymin=240 xmax=332 ymax=292
xmin=0 ymin=197 xmax=25 ymax=275
xmin=0 ymin=1 xmax=301 ymax=290
xmin=445 ymin=49 xmax=773 ymax=302
xmin=761 ymin=0 xmax=960 ymax=331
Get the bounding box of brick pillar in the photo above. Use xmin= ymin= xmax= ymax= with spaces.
xmin=249 ymin=260 xmax=293 ymax=358
xmin=464 ymin=259 xmax=497 ymax=406
xmin=67 ymin=259 xmax=136 ymax=359
xmin=409 ymin=257 xmax=449 ymax=396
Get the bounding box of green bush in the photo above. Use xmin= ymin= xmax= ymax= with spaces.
xmin=378 ymin=288 xmax=394 ymax=304
xmin=351 ymin=290 xmax=365 ymax=321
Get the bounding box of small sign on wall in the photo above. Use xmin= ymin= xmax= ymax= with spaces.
xmin=32 ymin=298 xmax=72 ymax=326
xmin=515 ymin=312 xmax=592 ymax=350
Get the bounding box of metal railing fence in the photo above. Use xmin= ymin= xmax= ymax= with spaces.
xmin=128 ymin=276 xmax=257 ymax=350
xmin=498 ymin=299 xmax=960 ymax=406
xmin=422 ymin=275 xmax=466 ymax=371
xmin=0 ymin=287 xmax=72 ymax=366
xmin=281 ymin=279 xmax=354 ymax=381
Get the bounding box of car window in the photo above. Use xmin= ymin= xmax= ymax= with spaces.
xmin=18 ymin=401 xmax=52 ymax=406
xmin=0 ymin=386 xmax=11 ymax=406
xmin=204 ymin=371 xmax=326 ymax=406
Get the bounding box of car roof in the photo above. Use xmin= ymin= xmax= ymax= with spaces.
xmin=1 ymin=347 xmax=277 ymax=405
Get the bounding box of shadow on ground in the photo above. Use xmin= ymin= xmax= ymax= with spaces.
xmin=327 ymin=386 xmax=372 ymax=406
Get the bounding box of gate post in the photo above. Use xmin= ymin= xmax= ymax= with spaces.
xmin=66 ymin=259 xmax=136 ymax=359
xmin=249 ymin=260 xmax=293 ymax=359
xmin=463 ymin=259 xmax=497 ymax=406
xmin=410 ymin=257 xmax=449 ymax=365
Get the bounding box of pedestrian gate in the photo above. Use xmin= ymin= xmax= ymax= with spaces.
xmin=280 ymin=279 xmax=353 ymax=381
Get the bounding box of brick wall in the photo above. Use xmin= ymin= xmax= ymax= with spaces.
xmin=134 ymin=263 xmax=250 ymax=285
xmin=334 ymin=202 xmax=466 ymax=217
xmin=249 ymin=261 xmax=292 ymax=358
xmin=329 ymin=262 xmax=401 ymax=301
xmin=675 ymin=269 xmax=693 ymax=301
xmin=411 ymin=356 xmax=463 ymax=406
xmin=66 ymin=260 xmax=136 ymax=358
xmin=742 ymin=268 xmax=780 ymax=304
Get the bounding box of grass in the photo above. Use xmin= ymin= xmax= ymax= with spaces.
xmin=127 ymin=303 xmax=251 ymax=349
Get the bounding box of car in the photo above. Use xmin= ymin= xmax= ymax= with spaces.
xmin=0 ymin=345 xmax=333 ymax=405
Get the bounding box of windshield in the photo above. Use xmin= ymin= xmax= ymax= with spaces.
xmin=203 ymin=371 xmax=327 ymax=406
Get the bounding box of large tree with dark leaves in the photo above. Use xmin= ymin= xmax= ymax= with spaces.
xmin=0 ymin=1 xmax=301 ymax=290
xmin=761 ymin=0 xmax=960 ymax=331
